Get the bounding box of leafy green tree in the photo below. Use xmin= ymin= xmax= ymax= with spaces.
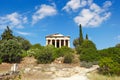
xmin=79 ymin=48 xmax=100 ymax=62
xmin=79 ymin=24 xmax=83 ymax=45
xmin=31 ymin=43 xmax=42 ymax=49
xmin=0 ymin=26 xmax=31 ymax=63
xmin=54 ymin=46 xmax=73 ymax=58
xmin=73 ymin=38 xmax=79 ymax=48
xmin=15 ymin=36 xmax=31 ymax=51
xmin=35 ymin=45 xmax=55 ymax=64
xmin=99 ymin=47 xmax=120 ymax=64
xmin=81 ymin=40 xmax=96 ymax=50
xmin=99 ymin=57 xmax=120 ymax=75
xmin=76 ymin=40 xmax=97 ymax=54
xmin=1 ymin=26 xmax=14 ymax=40
xmin=0 ymin=39 xmax=22 ymax=63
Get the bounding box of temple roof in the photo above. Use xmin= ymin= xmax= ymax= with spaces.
xmin=46 ymin=33 xmax=70 ymax=38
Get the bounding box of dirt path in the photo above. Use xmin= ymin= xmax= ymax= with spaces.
xmin=0 ymin=57 xmax=99 ymax=80
xmin=53 ymin=65 xmax=99 ymax=80
xmin=21 ymin=63 xmax=98 ymax=80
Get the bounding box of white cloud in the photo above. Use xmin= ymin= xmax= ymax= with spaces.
xmin=63 ymin=0 xmax=88 ymax=12
xmin=63 ymin=0 xmax=80 ymax=12
xmin=74 ymin=1 xmax=112 ymax=27
xmin=32 ymin=4 xmax=57 ymax=24
xmin=16 ymin=31 xmax=31 ymax=36
xmin=0 ymin=12 xmax=27 ymax=29
xmin=103 ymin=1 xmax=112 ymax=8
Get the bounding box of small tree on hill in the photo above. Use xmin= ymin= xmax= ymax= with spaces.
xmin=1 ymin=26 xmax=14 ymax=40
xmin=79 ymin=24 xmax=83 ymax=45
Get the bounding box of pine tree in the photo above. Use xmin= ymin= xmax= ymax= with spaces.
xmin=1 ymin=26 xmax=14 ymax=40
xmin=86 ymin=34 xmax=88 ymax=40
xmin=79 ymin=24 xmax=83 ymax=45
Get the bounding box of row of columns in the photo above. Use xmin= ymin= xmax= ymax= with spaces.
xmin=46 ymin=39 xmax=70 ymax=48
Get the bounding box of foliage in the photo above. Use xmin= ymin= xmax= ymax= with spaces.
xmin=81 ymin=40 xmax=96 ymax=50
xmin=31 ymin=43 xmax=42 ymax=49
xmin=54 ymin=46 xmax=74 ymax=58
xmin=98 ymin=47 xmax=120 ymax=64
xmin=0 ymin=26 xmax=31 ymax=63
xmin=15 ymin=36 xmax=31 ymax=51
xmin=63 ymin=53 xmax=73 ymax=63
xmin=79 ymin=24 xmax=83 ymax=45
xmin=27 ymin=44 xmax=43 ymax=57
xmin=99 ymin=57 xmax=120 ymax=75
xmin=0 ymin=58 xmax=2 ymax=64
xmin=80 ymin=61 xmax=93 ymax=68
xmin=35 ymin=45 xmax=55 ymax=64
xmin=73 ymin=38 xmax=79 ymax=48
xmin=1 ymin=26 xmax=14 ymax=40
xmin=0 ymin=39 xmax=22 ymax=63
xmin=79 ymin=48 xmax=100 ymax=62
xmin=21 ymin=50 xmax=28 ymax=57
xmin=76 ymin=40 xmax=97 ymax=54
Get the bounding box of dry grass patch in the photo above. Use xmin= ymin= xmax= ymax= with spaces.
xmin=87 ymin=71 xmax=120 ymax=80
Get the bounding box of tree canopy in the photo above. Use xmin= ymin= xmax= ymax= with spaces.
xmin=0 ymin=26 xmax=31 ymax=63
xmin=1 ymin=26 xmax=14 ymax=40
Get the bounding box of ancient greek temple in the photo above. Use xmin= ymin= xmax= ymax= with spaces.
xmin=45 ymin=33 xmax=70 ymax=48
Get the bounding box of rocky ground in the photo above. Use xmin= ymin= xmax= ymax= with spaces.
xmin=0 ymin=57 xmax=99 ymax=80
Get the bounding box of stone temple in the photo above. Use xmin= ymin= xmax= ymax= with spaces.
xmin=45 ymin=33 xmax=70 ymax=48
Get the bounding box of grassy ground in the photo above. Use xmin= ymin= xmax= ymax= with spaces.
xmin=87 ymin=71 xmax=120 ymax=80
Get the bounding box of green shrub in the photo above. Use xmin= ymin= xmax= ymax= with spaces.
xmin=21 ymin=51 xmax=28 ymax=57
xmin=99 ymin=57 xmax=120 ymax=75
xmin=0 ymin=39 xmax=22 ymax=63
xmin=99 ymin=47 xmax=120 ymax=64
xmin=37 ymin=51 xmax=54 ymax=64
xmin=80 ymin=61 xmax=93 ymax=68
xmin=0 ymin=58 xmax=2 ymax=64
xmin=36 ymin=45 xmax=55 ymax=64
xmin=79 ymin=48 xmax=100 ymax=62
xmin=75 ymin=40 xmax=96 ymax=54
xmin=64 ymin=53 xmax=73 ymax=63
xmin=54 ymin=46 xmax=74 ymax=58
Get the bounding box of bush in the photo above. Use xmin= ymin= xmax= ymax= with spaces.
xmin=80 ymin=61 xmax=93 ymax=68
xmin=54 ymin=46 xmax=74 ymax=58
xmin=0 ymin=58 xmax=2 ymax=64
xmin=37 ymin=51 xmax=54 ymax=64
xmin=21 ymin=51 xmax=28 ymax=57
xmin=99 ymin=57 xmax=120 ymax=75
xmin=79 ymin=48 xmax=100 ymax=62
xmin=36 ymin=45 xmax=55 ymax=64
xmin=64 ymin=53 xmax=73 ymax=63
xmin=99 ymin=47 xmax=120 ymax=64
xmin=76 ymin=40 xmax=96 ymax=54
xmin=0 ymin=39 xmax=22 ymax=63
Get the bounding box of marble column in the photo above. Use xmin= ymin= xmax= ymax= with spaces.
xmin=64 ymin=40 xmax=66 ymax=46
xmin=59 ymin=40 xmax=61 ymax=48
xmin=55 ymin=39 xmax=57 ymax=48
xmin=46 ymin=40 xmax=48 ymax=45
xmin=50 ymin=39 xmax=52 ymax=45
xmin=68 ymin=40 xmax=70 ymax=47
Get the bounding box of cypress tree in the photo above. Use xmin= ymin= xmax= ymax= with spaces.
xmin=79 ymin=24 xmax=83 ymax=45
xmin=86 ymin=34 xmax=88 ymax=40
xmin=1 ymin=26 xmax=14 ymax=40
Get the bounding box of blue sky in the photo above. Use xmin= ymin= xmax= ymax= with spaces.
xmin=0 ymin=0 xmax=120 ymax=49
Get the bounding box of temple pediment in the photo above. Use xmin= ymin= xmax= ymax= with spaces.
xmin=46 ymin=33 xmax=70 ymax=48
